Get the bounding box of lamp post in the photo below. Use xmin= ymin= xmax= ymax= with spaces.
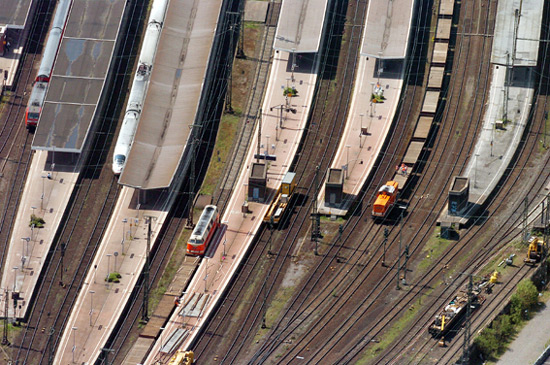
xmin=106 ymin=254 xmax=112 ymax=274
xmin=204 ymin=258 xmax=209 ymax=293
xmin=122 ymin=218 xmax=127 ymax=244
xmin=345 ymin=145 xmax=351 ymax=179
xmin=41 ymin=175 xmax=46 ymax=211
xmin=114 ymin=252 xmax=119 ymax=271
xmin=160 ymin=327 xmax=165 ymax=353
xmin=13 ymin=267 xmax=18 ymax=291
xmin=474 ymin=153 xmax=480 ymax=188
xmin=89 ymin=290 xmax=95 ymax=326
xmin=72 ymin=326 xmax=77 ymax=363
xmin=22 ymin=237 xmax=30 ymax=257
xmin=31 ymin=206 xmax=36 ymax=216
xmin=359 ymin=113 xmax=365 ymax=147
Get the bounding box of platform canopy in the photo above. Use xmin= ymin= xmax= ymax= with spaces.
xmin=360 ymin=0 xmax=417 ymax=59
xmin=273 ymin=0 xmax=329 ymax=53
xmin=119 ymin=0 xmax=223 ymax=189
xmin=32 ymin=0 xmax=126 ymax=152
xmin=0 ymin=0 xmax=33 ymax=29
xmin=491 ymin=0 xmax=543 ymax=67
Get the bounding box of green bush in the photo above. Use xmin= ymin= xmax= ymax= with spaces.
xmin=30 ymin=214 xmax=45 ymax=228
xmin=283 ymin=86 xmax=297 ymax=97
xmin=475 ymin=327 xmax=500 ymax=357
xmin=510 ymin=279 xmax=538 ymax=322
xmin=475 ymin=279 xmax=539 ymax=359
xmin=105 ymin=272 xmax=122 ymax=283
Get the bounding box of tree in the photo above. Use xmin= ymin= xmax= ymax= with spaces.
xmin=510 ymin=279 xmax=538 ymax=321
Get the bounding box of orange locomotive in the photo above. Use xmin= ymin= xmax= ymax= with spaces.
xmin=372 ymin=181 xmax=399 ymax=217
xmin=187 ymin=205 xmax=220 ymax=255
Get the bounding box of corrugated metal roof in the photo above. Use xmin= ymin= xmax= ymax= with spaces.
xmin=491 ymin=0 xmax=543 ymax=66
xmin=273 ymin=0 xmax=329 ymax=53
xmin=32 ymin=0 xmax=126 ymax=152
xmin=360 ymin=0 xmax=417 ymax=59
xmin=119 ymin=0 xmax=223 ymax=189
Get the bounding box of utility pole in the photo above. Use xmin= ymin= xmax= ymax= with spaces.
xmin=337 ymin=225 xmax=344 ymax=261
xmin=382 ymin=228 xmax=388 ymax=266
xmin=186 ymin=125 xmax=202 ymax=229
xmin=224 ymin=13 xmax=237 ymax=114
xmin=311 ymin=166 xmax=320 ymax=255
xmin=60 ymin=242 xmax=66 ymax=286
xmin=397 ymin=209 xmax=405 ymax=290
xmin=268 ymin=216 xmax=274 ymax=255
xmin=142 ymin=216 xmax=155 ymax=323
xmin=101 ymin=347 xmax=114 ymax=365
xmin=461 ymin=275 xmax=473 ymax=364
xmin=544 ymin=194 xmax=550 ymax=286
xmin=521 ymin=197 xmax=529 ymax=244
xmin=256 ymin=109 xmax=262 ymax=163
xmin=2 ymin=290 xmax=9 ymax=346
xmin=236 ymin=8 xmax=245 ymax=59
xmin=46 ymin=327 xmax=55 ymax=365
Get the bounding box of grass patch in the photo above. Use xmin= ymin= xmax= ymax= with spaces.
xmin=245 ymin=21 xmax=261 ymax=30
xmin=148 ymin=229 xmax=192 ymax=313
xmin=478 ymin=239 xmax=524 ymax=278
xmin=416 ymin=228 xmax=452 ymax=272
xmin=254 ymin=286 xmax=295 ymax=342
xmin=320 ymin=215 xmax=345 ymax=224
xmin=200 ymin=108 xmax=242 ymax=196
xmin=357 ymin=291 xmax=432 ymax=364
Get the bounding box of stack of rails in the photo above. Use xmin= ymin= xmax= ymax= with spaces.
xmin=390 ymin=0 xmax=454 ymax=190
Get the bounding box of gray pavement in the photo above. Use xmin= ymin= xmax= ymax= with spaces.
xmin=498 ymin=298 xmax=550 ymax=365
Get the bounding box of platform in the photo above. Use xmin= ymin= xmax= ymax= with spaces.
xmin=439 ymin=65 xmax=535 ymax=227
xmin=32 ymin=0 xmax=127 ymax=152
xmin=54 ymin=186 xmax=169 ymax=364
xmin=317 ymin=57 xmax=405 ymax=215
xmin=0 ymin=29 xmax=24 ymax=88
xmin=361 ymin=0 xmax=417 ymax=59
xmin=0 ymin=151 xmax=79 ymax=319
xmin=144 ymin=47 xmax=319 ymax=364
xmin=119 ymin=0 xmax=223 ymax=190
xmin=491 ymin=0 xmax=543 ymax=67
xmin=273 ymin=0 xmax=329 ymax=53
xmin=0 ymin=0 xmax=34 ymax=29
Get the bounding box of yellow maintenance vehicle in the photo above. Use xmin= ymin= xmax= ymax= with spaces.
xmin=264 ymin=172 xmax=297 ymax=225
xmin=524 ymin=236 xmax=546 ymax=265
xmin=168 ymin=350 xmax=194 ymax=364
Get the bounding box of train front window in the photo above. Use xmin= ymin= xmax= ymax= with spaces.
xmin=114 ymin=154 xmax=125 ymax=164
xmin=28 ymin=113 xmax=40 ymax=120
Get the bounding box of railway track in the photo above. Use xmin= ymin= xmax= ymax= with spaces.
xmin=234 ymin=0 xmax=500 ymax=362
xmin=10 ymin=0 xmax=149 ymax=363
xmin=0 ymin=0 xmax=56 ymax=296
xmin=190 ymin=0 xmax=429 ymax=361
xmin=105 ymin=0 xmax=250 ymax=362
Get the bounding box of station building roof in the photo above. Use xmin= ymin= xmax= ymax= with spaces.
xmin=491 ymin=0 xmax=543 ymax=67
xmin=0 ymin=0 xmax=33 ymax=28
xmin=273 ymin=0 xmax=329 ymax=53
xmin=119 ymin=0 xmax=223 ymax=189
xmin=360 ymin=0 xmax=416 ymax=59
xmin=32 ymin=0 xmax=126 ymax=152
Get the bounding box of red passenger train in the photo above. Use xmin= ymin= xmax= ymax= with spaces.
xmin=187 ymin=205 xmax=220 ymax=256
